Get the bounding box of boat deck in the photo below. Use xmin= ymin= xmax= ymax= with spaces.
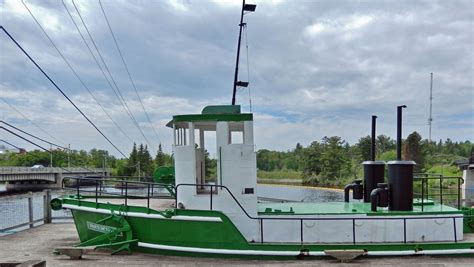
xmin=258 ymin=201 xmax=462 ymax=216
xmin=78 ymin=194 xmax=462 ymax=217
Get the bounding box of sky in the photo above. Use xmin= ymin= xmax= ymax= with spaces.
xmin=0 ymin=0 xmax=473 ymax=158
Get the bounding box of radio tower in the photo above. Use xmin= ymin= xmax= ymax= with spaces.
xmin=428 ymin=72 xmax=433 ymax=141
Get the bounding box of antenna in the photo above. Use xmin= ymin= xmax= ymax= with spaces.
xmin=428 ymin=72 xmax=433 ymax=141
xmin=231 ymin=0 xmax=256 ymax=105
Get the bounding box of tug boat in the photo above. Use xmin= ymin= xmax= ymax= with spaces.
xmin=52 ymin=104 xmax=474 ymax=259
xmin=51 ymin=1 xmax=474 ymax=259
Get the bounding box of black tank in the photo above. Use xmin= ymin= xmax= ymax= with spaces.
xmin=362 ymin=161 xmax=385 ymax=202
xmin=387 ymin=160 xmax=415 ymax=211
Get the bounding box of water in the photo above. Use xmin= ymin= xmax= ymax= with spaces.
xmin=257 ymin=184 xmax=343 ymax=202
xmin=0 ymin=184 xmax=342 ymax=235
xmin=0 ymin=189 xmax=72 ymax=236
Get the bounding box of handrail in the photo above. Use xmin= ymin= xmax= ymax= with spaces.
xmin=62 ymin=177 xmax=464 ymax=245
xmin=413 ymin=176 xmax=463 ymax=210
xmin=175 ymin=183 xmax=462 ymax=244
xmin=62 ymin=176 xmax=175 ymax=210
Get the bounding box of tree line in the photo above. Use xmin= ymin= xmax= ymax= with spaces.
xmin=0 ymin=148 xmax=117 ymax=169
xmin=257 ymin=133 xmax=472 ymax=187
xmin=0 ymin=143 xmax=174 ymax=181
xmin=1 ymin=133 xmax=471 ymax=187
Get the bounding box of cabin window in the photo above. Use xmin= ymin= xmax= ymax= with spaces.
xmin=196 ymin=130 xmax=218 ymax=195
xmin=230 ymin=130 xmax=244 ymax=144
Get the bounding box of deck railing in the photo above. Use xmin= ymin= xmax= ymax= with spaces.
xmin=0 ymin=190 xmax=72 ymax=234
xmin=62 ymin=176 xmax=175 ymax=210
xmin=413 ymin=175 xmax=463 ymax=210
xmin=59 ymin=175 xmax=464 ymax=245
xmin=175 ymin=183 xmax=463 ymax=245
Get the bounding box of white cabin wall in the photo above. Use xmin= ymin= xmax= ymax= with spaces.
xmin=462 ymin=168 xmax=474 ymax=205
xmin=173 ymin=145 xmax=197 ymax=208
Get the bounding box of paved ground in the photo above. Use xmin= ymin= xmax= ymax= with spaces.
xmin=1 ymin=223 xmax=473 ymax=266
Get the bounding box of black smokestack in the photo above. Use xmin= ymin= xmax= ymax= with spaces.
xmin=396 ymin=105 xmax=407 ymax=160
xmin=371 ymin=115 xmax=377 ymax=161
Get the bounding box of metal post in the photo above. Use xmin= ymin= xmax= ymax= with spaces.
xmin=300 ymin=219 xmax=303 ymax=244
xmin=453 ymin=217 xmax=457 ymax=242
xmin=232 ymin=0 xmax=246 ymax=105
xmin=396 ymin=105 xmax=407 ymax=160
xmin=125 ymin=181 xmax=128 ymax=207
xmin=28 ymin=192 xmax=33 ymax=228
xmin=403 ymin=218 xmax=407 ymax=243
xmin=440 ymin=177 xmax=443 ymax=205
xmin=371 ymin=115 xmax=377 ymax=161
xmin=210 ymin=185 xmax=213 ymax=210
xmin=457 ymin=177 xmax=461 ymax=209
xmin=50 ymin=144 xmax=53 ymax=167
xmin=352 ymin=219 xmax=356 ymax=244
xmin=43 ymin=190 xmax=52 ymax=224
xmin=429 ymin=72 xmax=433 ymax=141
xmin=68 ymin=144 xmax=71 ymax=168
xmin=147 ymin=183 xmax=150 ymax=212
xmin=95 ymin=181 xmax=98 ymax=208
xmin=421 ymin=178 xmax=425 ymax=212
xmin=77 ymin=178 xmax=80 ymax=198
xmin=138 ymin=161 xmax=141 ymax=182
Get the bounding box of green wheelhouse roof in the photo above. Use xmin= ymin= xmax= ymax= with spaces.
xmin=166 ymin=105 xmax=253 ymax=128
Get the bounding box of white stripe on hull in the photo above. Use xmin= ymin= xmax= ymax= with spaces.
xmin=62 ymin=204 xmax=222 ymax=222
xmin=138 ymin=242 xmax=324 ymax=256
xmin=138 ymin=242 xmax=474 ymax=257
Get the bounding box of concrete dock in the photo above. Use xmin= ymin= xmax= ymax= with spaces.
xmin=1 ymin=223 xmax=474 ymax=266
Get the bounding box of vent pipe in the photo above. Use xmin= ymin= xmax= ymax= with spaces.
xmin=371 ymin=115 xmax=377 ymax=161
xmin=396 ymin=105 xmax=407 ymax=160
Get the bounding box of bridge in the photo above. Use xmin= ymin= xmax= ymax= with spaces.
xmin=0 ymin=166 xmax=111 ymax=191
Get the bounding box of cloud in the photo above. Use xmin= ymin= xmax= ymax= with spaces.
xmin=1 ymin=0 xmax=472 ymax=157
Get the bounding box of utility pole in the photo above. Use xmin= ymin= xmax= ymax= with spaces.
xmin=428 ymin=72 xmax=433 ymax=141
xmin=67 ymin=144 xmax=71 ymax=168
xmin=102 ymin=154 xmax=106 ymax=177
xmin=50 ymin=144 xmax=53 ymax=167
xmin=137 ymin=161 xmax=141 ymax=182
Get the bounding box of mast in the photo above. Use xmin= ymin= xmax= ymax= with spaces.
xmin=428 ymin=72 xmax=433 ymax=141
xmin=231 ymin=0 xmax=256 ymax=105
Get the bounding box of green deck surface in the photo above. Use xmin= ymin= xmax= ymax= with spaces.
xmin=258 ymin=201 xmax=462 ymax=216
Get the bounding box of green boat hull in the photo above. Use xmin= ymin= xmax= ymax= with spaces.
xmin=61 ymin=198 xmax=474 ymax=259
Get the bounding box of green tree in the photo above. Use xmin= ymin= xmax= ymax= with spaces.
xmin=125 ymin=143 xmax=138 ymax=176
xmin=155 ymin=143 xmax=167 ymax=167
xmin=302 ymin=141 xmax=322 ymax=180
xmin=204 ymin=149 xmax=217 ymax=180
xmin=319 ymin=136 xmax=351 ymax=185
xmin=141 ymin=145 xmax=153 ymax=177
xmin=376 ymin=135 xmax=396 ymax=156
xmin=356 ymin=135 xmax=372 ymax=161
xmin=403 ymin=131 xmax=424 ymax=172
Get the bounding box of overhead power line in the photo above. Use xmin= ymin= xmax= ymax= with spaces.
xmin=0 ymin=120 xmax=67 ymax=149
xmin=21 ymin=0 xmax=134 ymax=145
xmin=0 ymin=96 xmax=67 ymax=146
xmin=98 ymin=0 xmax=161 ymax=144
xmin=70 ymin=0 xmax=155 ymax=151
xmin=1 ymin=126 xmax=49 ymax=151
xmin=0 ymin=26 xmax=127 ymax=158
xmin=0 ymin=139 xmax=23 ymax=151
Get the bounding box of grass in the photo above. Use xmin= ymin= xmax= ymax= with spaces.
xmin=257 ymin=170 xmax=302 ymax=180
xmin=425 ymin=164 xmax=462 ymax=177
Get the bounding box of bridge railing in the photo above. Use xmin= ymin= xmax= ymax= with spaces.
xmin=0 ymin=166 xmax=112 ymax=174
